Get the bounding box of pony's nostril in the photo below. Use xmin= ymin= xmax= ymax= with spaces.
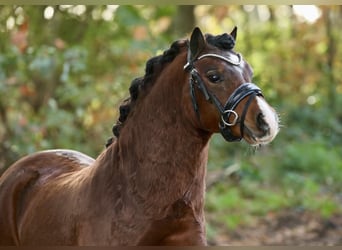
xmin=257 ymin=113 xmax=270 ymax=135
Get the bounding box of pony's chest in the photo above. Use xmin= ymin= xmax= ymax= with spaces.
xmin=137 ymin=199 xmax=206 ymax=245
xmin=78 ymin=198 xmax=205 ymax=245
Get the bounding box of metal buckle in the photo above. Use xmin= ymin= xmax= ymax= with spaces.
xmin=183 ymin=62 xmax=191 ymax=70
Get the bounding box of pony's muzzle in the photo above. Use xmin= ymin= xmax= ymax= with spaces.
xmin=247 ymin=97 xmax=279 ymax=144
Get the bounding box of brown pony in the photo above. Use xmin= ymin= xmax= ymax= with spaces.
xmin=0 ymin=27 xmax=279 ymax=245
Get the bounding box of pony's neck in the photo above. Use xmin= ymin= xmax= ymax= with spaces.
xmin=95 ymin=52 xmax=211 ymax=218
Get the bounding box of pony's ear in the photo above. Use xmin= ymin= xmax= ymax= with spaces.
xmin=189 ymin=27 xmax=206 ymax=61
xmin=230 ymin=26 xmax=237 ymax=41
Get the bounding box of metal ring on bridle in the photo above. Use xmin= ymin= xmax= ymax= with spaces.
xmin=221 ymin=110 xmax=238 ymax=127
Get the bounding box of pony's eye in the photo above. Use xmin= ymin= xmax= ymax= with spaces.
xmin=206 ymin=71 xmax=222 ymax=83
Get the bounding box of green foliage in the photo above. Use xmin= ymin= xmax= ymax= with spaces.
xmin=281 ymin=141 xmax=342 ymax=184
xmin=206 ymin=182 xmax=289 ymax=230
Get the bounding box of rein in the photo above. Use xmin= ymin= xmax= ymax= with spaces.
xmin=184 ymin=52 xmax=263 ymax=142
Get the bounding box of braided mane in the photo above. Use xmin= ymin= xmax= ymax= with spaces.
xmin=106 ymin=32 xmax=236 ymax=147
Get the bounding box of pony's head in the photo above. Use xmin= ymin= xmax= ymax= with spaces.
xmin=183 ymin=27 xmax=279 ymax=145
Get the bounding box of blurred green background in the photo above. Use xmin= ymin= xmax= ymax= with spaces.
xmin=0 ymin=5 xmax=341 ymax=243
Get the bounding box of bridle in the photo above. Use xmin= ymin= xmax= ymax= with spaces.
xmin=184 ymin=50 xmax=263 ymax=142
